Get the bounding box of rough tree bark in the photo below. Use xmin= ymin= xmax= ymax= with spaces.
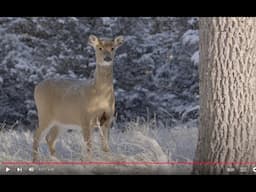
xmin=193 ymin=17 xmax=256 ymax=174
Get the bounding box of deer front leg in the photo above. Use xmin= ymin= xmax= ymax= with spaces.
xmin=46 ymin=126 xmax=59 ymax=158
xmin=82 ymin=123 xmax=92 ymax=161
xmin=100 ymin=118 xmax=112 ymax=152
xmin=33 ymin=126 xmax=45 ymax=162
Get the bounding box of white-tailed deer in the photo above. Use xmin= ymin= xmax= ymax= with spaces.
xmin=32 ymin=35 xmax=124 ymax=161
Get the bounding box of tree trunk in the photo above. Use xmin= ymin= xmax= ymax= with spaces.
xmin=193 ymin=17 xmax=256 ymax=174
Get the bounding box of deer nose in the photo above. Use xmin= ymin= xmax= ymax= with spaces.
xmin=104 ymin=56 xmax=112 ymax=62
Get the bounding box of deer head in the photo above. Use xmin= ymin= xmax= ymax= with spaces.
xmin=88 ymin=35 xmax=124 ymax=66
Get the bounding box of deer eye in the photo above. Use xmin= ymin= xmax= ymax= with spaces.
xmin=99 ymin=47 xmax=103 ymax=51
xmin=111 ymin=47 xmax=114 ymax=51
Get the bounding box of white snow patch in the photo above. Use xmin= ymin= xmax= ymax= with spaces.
xmin=102 ymin=17 xmax=117 ymax=26
xmin=70 ymin=17 xmax=79 ymax=22
xmin=57 ymin=19 xmax=65 ymax=24
xmin=191 ymin=50 xmax=199 ymax=66
xmin=182 ymin=29 xmax=199 ymax=46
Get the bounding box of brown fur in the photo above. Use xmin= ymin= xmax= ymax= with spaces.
xmin=32 ymin=35 xmax=124 ymax=161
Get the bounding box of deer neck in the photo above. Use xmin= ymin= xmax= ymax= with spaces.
xmin=94 ymin=62 xmax=114 ymax=90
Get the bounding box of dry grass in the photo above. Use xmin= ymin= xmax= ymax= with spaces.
xmin=0 ymin=119 xmax=198 ymax=174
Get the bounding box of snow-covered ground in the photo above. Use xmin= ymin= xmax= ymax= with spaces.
xmin=0 ymin=120 xmax=198 ymax=174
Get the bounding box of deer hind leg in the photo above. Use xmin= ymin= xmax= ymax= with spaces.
xmin=99 ymin=112 xmax=112 ymax=152
xmin=82 ymin=122 xmax=92 ymax=160
xmin=33 ymin=124 xmax=49 ymax=162
xmin=46 ymin=126 xmax=59 ymax=158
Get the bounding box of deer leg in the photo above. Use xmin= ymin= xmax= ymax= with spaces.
xmin=46 ymin=126 xmax=59 ymax=158
xmin=33 ymin=126 xmax=46 ymax=162
xmin=82 ymin=123 xmax=92 ymax=161
xmin=102 ymin=125 xmax=110 ymax=152
xmin=100 ymin=115 xmax=112 ymax=152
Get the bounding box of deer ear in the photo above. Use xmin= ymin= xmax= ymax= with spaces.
xmin=88 ymin=35 xmax=99 ymax=48
xmin=114 ymin=36 xmax=124 ymax=48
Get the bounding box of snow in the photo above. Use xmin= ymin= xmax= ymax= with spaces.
xmin=182 ymin=29 xmax=199 ymax=46
xmin=191 ymin=50 xmax=199 ymax=66
xmin=57 ymin=19 xmax=65 ymax=24
xmin=70 ymin=17 xmax=79 ymax=22
xmin=102 ymin=17 xmax=117 ymax=26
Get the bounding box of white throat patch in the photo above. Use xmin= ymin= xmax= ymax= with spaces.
xmin=100 ymin=61 xmax=113 ymax=66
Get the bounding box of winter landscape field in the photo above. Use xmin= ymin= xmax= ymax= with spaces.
xmin=0 ymin=17 xmax=199 ymax=174
xmin=0 ymin=120 xmax=197 ymax=174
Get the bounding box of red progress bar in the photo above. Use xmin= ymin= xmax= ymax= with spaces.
xmin=1 ymin=162 xmax=256 ymax=165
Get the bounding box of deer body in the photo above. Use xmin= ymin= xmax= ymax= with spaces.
xmin=32 ymin=35 xmax=124 ymax=161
